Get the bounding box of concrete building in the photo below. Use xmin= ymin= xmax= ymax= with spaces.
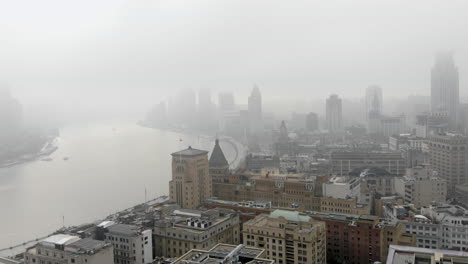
xmin=384 ymin=203 xmax=468 ymax=251
xmin=307 ymin=212 xmax=415 ymax=264
xmin=169 ymin=146 xmax=211 ymax=209
xmin=243 ymin=210 xmax=326 ymax=264
xmin=322 ymin=176 xmax=361 ymax=200
xmin=331 ymin=151 xmax=406 ymax=176
xmin=386 ymin=245 xmax=468 ymax=264
xmin=153 ymin=208 xmax=240 ymax=258
xmin=326 ymin=94 xmax=343 ymax=134
xmin=24 ymin=234 xmax=113 ymax=264
xmin=172 ymin=244 xmax=274 ymax=264
xmin=428 ymin=133 xmax=468 ymax=190
xmin=431 ymin=52 xmax=459 ymax=129
xmin=395 ymin=166 xmax=447 ymax=208
xmin=99 ymin=223 xmax=152 ymax=264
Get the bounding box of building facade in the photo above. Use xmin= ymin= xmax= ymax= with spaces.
xmin=428 ymin=133 xmax=468 ymax=190
xmin=243 ymin=210 xmax=326 ymax=264
xmin=100 ymin=223 xmax=153 ymax=264
xmin=153 ymin=208 xmax=240 ymax=258
xmin=395 ymin=166 xmax=447 ymax=208
xmin=331 ymin=151 xmax=406 ymax=176
xmin=169 ymin=146 xmax=211 ymax=209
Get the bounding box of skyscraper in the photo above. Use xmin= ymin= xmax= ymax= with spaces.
xmin=431 ymin=52 xmax=459 ymax=128
xmin=305 ymin=112 xmax=319 ymax=132
xmin=248 ymin=85 xmax=263 ymax=135
xmin=218 ymin=92 xmax=235 ymax=112
xmin=169 ymin=146 xmax=211 ymax=209
xmin=365 ymin=85 xmax=383 ymax=120
xmin=326 ymin=94 xmax=343 ymax=133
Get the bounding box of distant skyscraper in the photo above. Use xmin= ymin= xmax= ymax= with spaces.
xmin=306 ymin=112 xmax=319 ymax=132
xmin=169 ymin=146 xmax=211 ymax=209
xmin=365 ymin=85 xmax=383 ymax=120
xmin=431 ymin=52 xmax=459 ymax=128
xmin=326 ymin=94 xmax=343 ymax=133
xmin=248 ymin=85 xmax=263 ymax=135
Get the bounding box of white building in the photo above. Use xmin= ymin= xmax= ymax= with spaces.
xmin=101 ymin=223 xmax=153 ymax=264
xmin=395 ymin=166 xmax=447 ymax=208
xmin=24 ymin=234 xmax=113 ymax=264
xmin=322 ymin=176 xmax=361 ymax=200
xmin=403 ymin=204 xmax=468 ymax=251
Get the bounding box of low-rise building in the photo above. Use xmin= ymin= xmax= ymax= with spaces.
xmin=386 ymin=245 xmax=468 ymax=264
xmin=153 ymin=208 xmax=240 ymax=258
xmin=395 ymin=166 xmax=447 ymax=208
xmin=307 ymin=212 xmax=415 ymax=264
xmin=172 ymin=243 xmax=274 ymax=264
xmin=322 ymin=176 xmax=361 ymax=200
xmin=243 ymin=210 xmax=326 ymax=264
xmin=98 ymin=223 xmax=153 ymax=264
xmin=24 ymin=234 xmax=113 ymax=264
xmin=331 ymin=151 xmax=406 ymax=176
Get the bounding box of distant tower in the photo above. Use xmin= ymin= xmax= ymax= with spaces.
xmin=431 ymin=52 xmax=459 ymax=129
xmin=305 ymin=112 xmax=319 ymax=132
xmin=209 ymin=139 xmax=229 ymax=181
xmin=326 ymin=94 xmax=343 ymax=134
xmin=365 ymin=85 xmax=383 ymax=119
xmin=169 ymin=146 xmax=211 ymax=209
xmin=279 ymin=120 xmax=288 ymax=143
xmin=248 ymin=85 xmax=263 ymax=135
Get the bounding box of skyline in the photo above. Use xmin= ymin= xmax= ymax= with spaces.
xmin=1 ymin=0 xmax=468 ymax=111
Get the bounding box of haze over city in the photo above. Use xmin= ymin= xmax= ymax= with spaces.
xmin=2 ymin=0 xmax=468 ymax=116
xmin=2 ymin=1 xmax=468 ymax=264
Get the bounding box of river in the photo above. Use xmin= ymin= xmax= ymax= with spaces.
xmin=0 ymin=121 xmax=242 ymax=250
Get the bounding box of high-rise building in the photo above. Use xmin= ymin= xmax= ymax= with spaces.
xmin=365 ymin=85 xmax=383 ymax=120
xmin=169 ymin=146 xmax=211 ymax=209
xmin=305 ymin=112 xmax=319 ymax=132
xmin=431 ymin=52 xmax=459 ymax=128
xmin=326 ymin=94 xmax=343 ymax=134
xmin=243 ymin=210 xmax=327 ymax=264
xmin=428 ymin=133 xmax=468 ymax=190
xmin=248 ymin=85 xmax=263 ymax=135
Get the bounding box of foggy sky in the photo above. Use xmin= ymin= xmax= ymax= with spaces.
xmin=1 ymin=0 xmax=468 ymax=112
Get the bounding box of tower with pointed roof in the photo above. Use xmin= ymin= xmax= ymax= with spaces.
xmin=209 ymin=139 xmax=229 ymax=181
xmin=169 ymin=146 xmax=211 ymax=209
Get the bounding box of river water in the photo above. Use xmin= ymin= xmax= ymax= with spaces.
xmin=0 ymin=121 xmax=241 ymax=249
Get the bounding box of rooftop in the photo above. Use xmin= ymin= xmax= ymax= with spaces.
xmin=209 ymin=139 xmax=229 ymax=168
xmin=107 ymin=223 xmax=144 ymax=236
xmin=387 ymin=245 xmax=468 ymax=264
xmin=171 ymin=146 xmax=209 ymax=157
xmin=269 ymin=210 xmax=311 ymax=222
xmin=41 ymin=234 xmax=80 ymax=247
xmin=65 ymin=238 xmax=109 ymax=254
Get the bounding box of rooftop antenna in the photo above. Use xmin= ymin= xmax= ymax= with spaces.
xmin=144 ymin=187 xmax=148 ymax=204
